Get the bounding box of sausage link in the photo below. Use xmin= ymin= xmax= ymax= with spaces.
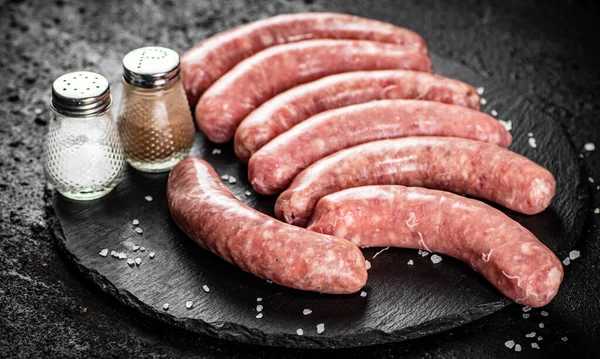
xmin=235 ymin=70 xmax=481 ymax=162
xmin=307 ymin=185 xmax=563 ymax=307
xmin=167 ymin=158 xmax=368 ymax=294
xmin=249 ymin=100 xmax=511 ymax=194
xmin=196 ymin=40 xmax=433 ymax=143
xmin=181 ymin=13 xmax=428 ymax=106
xmin=275 ymin=137 xmax=556 ymax=226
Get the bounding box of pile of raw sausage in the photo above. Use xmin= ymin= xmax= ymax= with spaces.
xmin=168 ymin=13 xmax=563 ymax=307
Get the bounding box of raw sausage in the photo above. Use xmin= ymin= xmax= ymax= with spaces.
xmin=306 ymin=185 xmax=563 ymax=307
xmin=196 ymin=40 xmax=433 ymax=143
xmin=275 ymin=137 xmax=556 ymax=226
xmin=181 ymin=13 xmax=428 ymax=106
xmin=235 ymin=70 xmax=481 ymax=162
xmin=249 ymin=100 xmax=511 ymax=194
xmin=167 ymin=158 xmax=368 ymax=294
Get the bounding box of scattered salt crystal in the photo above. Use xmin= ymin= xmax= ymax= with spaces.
xmin=418 ymin=249 xmax=429 ymax=257
xmin=256 ymin=313 xmax=263 ymax=319
xmin=360 ymin=291 xmax=367 ymax=297
xmin=133 ymin=245 xmax=140 ymax=251
xmin=266 ymin=280 xmax=273 ymax=284
xmin=499 ymin=120 xmax=512 ymax=131
xmin=561 ymin=336 xmax=568 ymax=342
xmin=595 ymin=208 xmax=600 ymax=214
xmin=490 ymin=109 xmax=498 ymax=116
xmin=144 ymin=196 xmax=153 ymax=202
xmin=162 ymin=303 xmax=169 ymax=310
xmin=579 ymin=154 xmax=584 ymax=158
xmin=132 ymin=219 xmax=139 ymax=226
xmin=584 ymin=143 xmax=595 ymax=151
xmin=523 ymin=314 xmax=530 ymax=319
xmin=228 ymin=176 xmax=237 ymax=184
xmin=111 ymin=251 xmax=118 ymax=258
xmin=127 ymin=258 xmax=135 ymax=266
xmin=99 ymin=249 xmax=108 ymax=257
xmin=522 ymin=306 xmax=531 ymax=313
xmin=563 ymin=257 xmax=571 ymax=266
xmin=525 ymin=332 xmax=536 ymax=338
xmin=539 ymin=323 xmax=544 ymax=328
xmin=34 ymin=108 xmax=43 ymax=115
xmin=186 ymin=300 xmax=193 ymax=309
xmin=505 ymin=340 xmax=515 ymax=349
xmin=244 ymin=190 xmax=252 ymax=196
xmin=597 ymin=185 xmax=599 ymax=190
xmin=527 ymin=132 xmax=533 ymax=137
xmin=256 ymin=305 xmax=263 ymax=312
xmin=140 ymin=247 xmax=146 ymax=252
xmin=296 ymin=329 xmax=303 ymax=336
xmin=257 ymin=297 xmax=262 ymax=302
xmin=541 ymin=311 xmax=548 ymax=317
xmin=531 ymin=343 xmax=540 ymax=349
xmin=538 ymin=336 xmax=543 ymax=341
xmin=135 ymin=227 xmax=143 ymax=234
xmin=135 ymin=258 xmax=141 ymax=266
xmin=118 ymin=253 xmax=127 ymax=260
xmin=589 ymin=177 xmax=595 ymax=183
xmin=221 ymin=174 xmax=229 ymax=180
xmin=149 ymin=252 xmax=155 ymax=259
xmin=480 ymin=97 xmax=487 ymax=105
xmin=203 ymin=285 xmax=210 ymax=292
xmin=303 ymin=309 xmax=312 ymax=315
xmin=569 ymin=250 xmax=581 ymax=260
xmin=476 ymin=87 xmax=484 ymax=95
xmin=514 ymin=344 xmax=522 ymax=352
xmin=212 ymin=148 xmax=221 ymax=155
xmin=407 ymin=260 xmax=414 ymax=265
xmin=430 ymin=254 xmax=443 ymax=264
xmin=528 ymin=137 xmax=537 ymax=148
xmin=316 ymin=323 xmax=325 ymax=334
xmin=365 ymin=261 xmax=371 ymax=270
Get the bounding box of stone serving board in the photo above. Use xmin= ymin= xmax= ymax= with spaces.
xmin=51 ymin=54 xmax=586 ymax=348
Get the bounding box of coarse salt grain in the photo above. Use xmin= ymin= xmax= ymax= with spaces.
xmin=118 ymin=253 xmax=127 ymax=260
xmin=257 ymin=297 xmax=262 ymax=302
xmin=531 ymin=343 xmax=540 ymax=349
xmin=528 ymin=132 xmax=533 ymax=137
xmin=522 ymin=306 xmax=532 ymax=312
xmin=256 ymin=305 xmax=263 ymax=312
xmin=563 ymin=257 xmax=571 ymax=266
xmin=480 ymin=97 xmax=487 ymax=106
xmin=244 ymin=190 xmax=252 ymax=196
xmin=203 ymin=285 xmax=210 ymax=292
xmin=418 ymin=249 xmax=429 ymax=257
xmin=589 ymin=177 xmax=595 ymax=183
xmin=365 ymin=261 xmax=371 ymax=270
xmin=499 ymin=119 xmax=512 ymax=131
xmin=221 ymin=174 xmax=229 ymax=180
xmin=584 ymin=143 xmax=595 ymax=151
xmin=135 ymin=227 xmax=143 ymax=234
xmin=133 ymin=245 xmax=140 ymax=251
xmin=523 ymin=314 xmax=530 ymax=319
xmin=477 ymin=87 xmax=484 ymax=95
xmin=212 ymin=148 xmax=221 ymax=155
xmin=303 ymin=309 xmax=312 ymax=315
xmin=186 ymin=301 xmax=193 ymax=309
xmin=579 ymin=154 xmax=584 ymax=158
xmin=505 ymin=340 xmax=515 ymax=349
xmin=528 ymin=137 xmax=537 ymax=148
xmin=127 ymin=258 xmax=135 ymax=266
xmin=561 ymin=336 xmax=568 ymax=342
xmin=541 ymin=311 xmax=548 ymax=317
xmin=135 ymin=258 xmax=141 ymax=266
xmin=407 ymin=260 xmax=414 ymax=265
xmin=149 ymin=252 xmax=155 ymax=259
xmin=594 ymin=208 xmax=600 ymax=214
xmin=525 ymin=332 xmax=536 ymax=338
xmin=569 ymin=250 xmax=581 ymax=260
xmin=490 ymin=109 xmax=498 ymax=116
xmin=140 ymin=247 xmax=145 ymax=252
xmin=111 ymin=250 xmax=118 ymax=258
xmin=514 ymin=344 xmax=522 ymax=352
xmin=539 ymin=323 xmax=545 ymax=328
xmin=228 ymin=176 xmax=237 ymax=184
xmin=256 ymin=313 xmax=263 ymax=319
xmin=316 ymin=323 xmax=325 ymax=334
xmin=99 ymin=249 xmax=108 ymax=257
xmin=431 ymin=254 xmax=442 ymax=264
xmin=162 ymin=303 xmax=169 ymax=310
xmin=538 ymin=336 xmax=543 ymax=341
xmin=144 ymin=195 xmax=153 ymax=202
xmin=132 ymin=219 xmax=139 ymax=226
xmin=360 ymin=291 xmax=367 ymax=297
xmin=297 ymin=329 xmax=303 ymax=336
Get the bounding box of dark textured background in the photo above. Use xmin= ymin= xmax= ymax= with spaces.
xmin=1 ymin=0 xmax=599 ymax=358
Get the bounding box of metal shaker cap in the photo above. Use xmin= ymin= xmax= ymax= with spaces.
xmin=122 ymin=46 xmax=180 ymax=89
xmin=51 ymin=71 xmax=111 ymax=117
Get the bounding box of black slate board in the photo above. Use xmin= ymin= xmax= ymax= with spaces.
xmin=52 ymin=53 xmax=585 ymax=349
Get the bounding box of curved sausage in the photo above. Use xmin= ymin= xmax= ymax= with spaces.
xmin=249 ymin=100 xmax=511 ymax=195
xmin=196 ymin=40 xmax=433 ymax=143
xmin=235 ymin=70 xmax=481 ymax=162
xmin=167 ymin=158 xmax=368 ymax=294
xmin=275 ymin=137 xmax=556 ymax=226
xmin=306 ymin=185 xmax=563 ymax=307
xmin=181 ymin=13 xmax=428 ymax=106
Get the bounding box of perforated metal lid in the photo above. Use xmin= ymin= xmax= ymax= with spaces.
xmin=51 ymin=71 xmax=111 ymax=117
xmin=122 ymin=46 xmax=180 ymax=89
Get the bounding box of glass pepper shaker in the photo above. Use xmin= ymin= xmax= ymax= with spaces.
xmin=44 ymin=71 xmax=125 ymax=201
xmin=117 ymin=46 xmax=195 ymax=173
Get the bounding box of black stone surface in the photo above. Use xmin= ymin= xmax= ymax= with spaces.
xmin=1 ymin=0 xmax=599 ymax=357
xmin=51 ymin=52 xmax=585 ymax=348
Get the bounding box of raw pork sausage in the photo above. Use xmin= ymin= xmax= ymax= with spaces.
xmin=196 ymin=40 xmax=433 ymax=143
xmin=249 ymin=100 xmax=511 ymax=194
xmin=235 ymin=70 xmax=481 ymax=162
xmin=275 ymin=137 xmax=556 ymax=226
xmin=167 ymin=158 xmax=368 ymax=294
xmin=307 ymin=185 xmax=563 ymax=307
xmin=181 ymin=13 xmax=428 ymax=106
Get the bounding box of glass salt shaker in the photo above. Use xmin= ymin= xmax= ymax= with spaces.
xmin=44 ymin=71 xmax=125 ymax=201
xmin=117 ymin=46 xmax=195 ymax=173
